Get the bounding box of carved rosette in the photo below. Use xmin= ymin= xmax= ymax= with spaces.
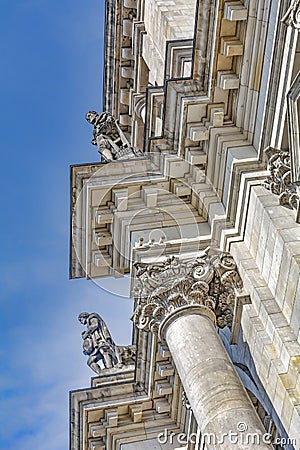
xmin=282 ymin=0 xmax=300 ymax=30
xmin=132 ymin=252 xmax=243 ymax=334
xmin=264 ymin=148 xmax=299 ymax=211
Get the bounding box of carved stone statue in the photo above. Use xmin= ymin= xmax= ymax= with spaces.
xmin=78 ymin=312 xmax=135 ymax=375
xmin=85 ymin=111 xmax=143 ymax=162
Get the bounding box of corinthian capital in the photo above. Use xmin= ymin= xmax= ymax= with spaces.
xmin=132 ymin=251 xmax=244 ymax=334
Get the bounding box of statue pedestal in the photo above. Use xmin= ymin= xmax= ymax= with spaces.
xmin=91 ymin=364 xmax=136 ymax=388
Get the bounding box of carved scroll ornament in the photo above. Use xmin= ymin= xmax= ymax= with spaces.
xmin=132 ymin=251 xmax=243 ymax=334
xmin=282 ymin=0 xmax=300 ymax=30
xmin=264 ymin=148 xmax=299 ymax=213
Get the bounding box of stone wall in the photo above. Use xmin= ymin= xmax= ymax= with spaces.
xmin=143 ymin=0 xmax=197 ymax=85
xmin=230 ymin=185 xmax=300 ymax=447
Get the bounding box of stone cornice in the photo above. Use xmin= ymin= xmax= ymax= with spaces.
xmin=132 ymin=250 xmax=245 ymax=333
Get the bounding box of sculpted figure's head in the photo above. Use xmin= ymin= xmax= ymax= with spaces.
xmin=85 ymin=111 xmax=99 ymax=124
xmin=78 ymin=312 xmax=89 ymax=325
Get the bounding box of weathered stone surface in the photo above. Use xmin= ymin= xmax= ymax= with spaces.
xmin=164 ymin=312 xmax=273 ymax=449
xmin=132 ymin=250 xmax=245 ymax=332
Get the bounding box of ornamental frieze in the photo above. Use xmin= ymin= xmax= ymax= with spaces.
xmin=132 ymin=251 xmax=244 ymax=333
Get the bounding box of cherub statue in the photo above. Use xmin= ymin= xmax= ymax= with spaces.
xmin=85 ymin=111 xmax=142 ymax=162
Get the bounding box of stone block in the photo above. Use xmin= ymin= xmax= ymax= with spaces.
xmin=142 ymin=187 xmax=157 ymax=207
xmin=122 ymin=19 xmax=133 ymax=37
xmin=156 ymin=363 xmax=174 ymax=377
xmin=123 ymin=0 xmax=137 ymax=8
xmin=154 ymin=399 xmax=171 ymax=414
xmin=268 ymin=232 xmax=284 ymax=296
xmin=272 ymin=329 xmax=283 ymax=358
xmin=289 ymin=406 xmax=300 ymax=448
xmin=280 ymin=227 xmax=300 ymax=243
xmin=158 ymin=343 xmax=171 ymax=358
xmin=94 ymin=231 xmax=113 ymax=246
xmin=217 ymin=71 xmax=240 ymax=89
xmin=262 ymin=246 xmax=274 ymax=285
xmin=92 ymin=251 xmax=112 ymax=269
xmin=129 ymin=405 xmax=142 ymax=423
xmin=105 ymin=410 xmax=118 ymax=427
xmin=291 ymin=280 xmax=300 ymax=340
xmin=217 ymin=53 xmax=233 ymax=71
xmin=119 ymin=114 xmax=131 ymax=126
xmin=94 ymin=210 xmax=113 ymax=225
xmin=121 ymin=66 xmax=134 ymax=79
xmin=257 ymin=348 xmax=271 ymax=385
xmin=120 ymin=88 xmax=130 ymax=105
xmin=189 ymin=126 xmax=209 ymax=141
xmin=155 ymin=381 xmax=173 ymax=395
xmin=272 ymin=215 xmax=298 ymax=230
xmin=283 ymin=257 xmax=300 ymax=321
xmin=187 ymin=149 xmax=207 ymax=165
xmin=273 ymin=377 xmax=285 ymax=417
xmin=113 ymin=189 xmax=128 ymax=211
xmin=213 ymin=86 xmax=229 ymax=103
xmin=221 ymin=37 xmax=243 ymax=56
xmin=224 ymin=1 xmax=248 ymax=21
xmin=267 ymin=360 xmax=282 ymax=401
xmin=256 ymin=212 xmax=269 ymax=271
xmin=275 ymin=246 xmax=291 ymax=307
xmin=212 ymin=110 xmax=224 ymax=127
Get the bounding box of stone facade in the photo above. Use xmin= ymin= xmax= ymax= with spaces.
xmin=70 ymin=0 xmax=300 ymax=449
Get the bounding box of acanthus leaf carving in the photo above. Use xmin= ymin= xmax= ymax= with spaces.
xmin=282 ymin=0 xmax=300 ymax=30
xmin=132 ymin=251 xmax=244 ymax=333
xmin=263 ymin=147 xmax=300 ymax=215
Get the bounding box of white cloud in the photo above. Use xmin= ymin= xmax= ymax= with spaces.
xmin=0 ymin=279 xmax=134 ymax=449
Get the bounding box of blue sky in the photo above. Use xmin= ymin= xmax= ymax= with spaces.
xmin=0 ymin=1 xmax=133 ymax=449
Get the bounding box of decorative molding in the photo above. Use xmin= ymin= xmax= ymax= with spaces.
xmin=264 ymin=147 xmax=300 ymax=221
xmin=282 ymin=0 xmax=300 ymax=30
xmin=132 ymin=250 xmax=245 ymax=333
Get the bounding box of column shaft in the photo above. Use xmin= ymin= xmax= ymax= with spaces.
xmin=163 ymin=312 xmax=273 ymax=450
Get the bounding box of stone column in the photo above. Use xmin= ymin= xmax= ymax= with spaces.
xmin=132 ymin=251 xmax=273 ymax=450
xmin=161 ymin=307 xmax=272 ymax=449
